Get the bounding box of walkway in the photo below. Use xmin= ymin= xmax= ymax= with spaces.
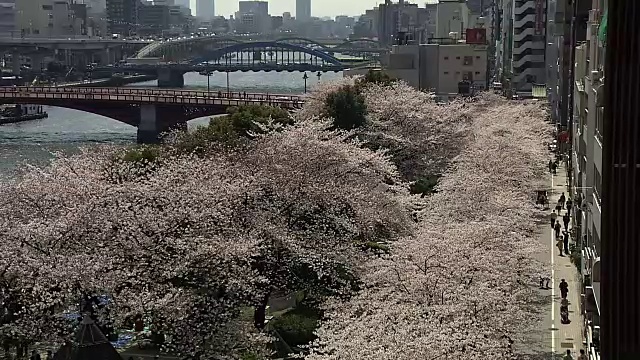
xmin=548 ymin=162 xmax=584 ymax=358
xmin=524 ymin=161 xmax=585 ymax=359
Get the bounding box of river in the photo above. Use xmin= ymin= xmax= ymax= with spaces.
xmin=0 ymin=71 xmax=342 ymax=178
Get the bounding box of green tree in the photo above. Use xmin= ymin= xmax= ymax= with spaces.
xmin=357 ymin=69 xmax=395 ymax=87
xmin=325 ymin=85 xmax=367 ymax=130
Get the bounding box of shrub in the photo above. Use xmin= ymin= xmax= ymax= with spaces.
xmin=120 ymin=146 xmax=162 ymax=165
xmin=357 ymin=69 xmax=395 ymax=88
xmin=324 ymin=85 xmax=367 ymax=130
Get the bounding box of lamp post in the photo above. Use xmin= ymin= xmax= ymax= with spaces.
xmin=303 ymin=72 xmax=308 ymax=93
xmin=206 ymin=61 xmax=211 ymax=94
xmin=226 ymin=70 xmax=230 ymax=95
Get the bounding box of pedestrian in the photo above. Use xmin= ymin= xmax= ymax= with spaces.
xmin=559 ymin=192 xmax=566 ymax=208
xmin=563 ymin=231 xmax=570 ymax=255
xmin=550 ymin=210 xmax=558 ymax=228
xmin=556 ymin=199 xmax=562 ymax=213
xmin=566 ymin=197 xmax=573 ymax=215
xmin=563 ymin=212 xmax=570 ymax=230
xmin=548 ymin=159 xmax=554 ymax=173
xmin=577 ymin=349 xmax=587 ymax=360
xmin=556 ymin=237 xmax=565 ymax=256
xmin=559 ymin=279 xmax=569 ymax=299
xmin=564 ymin=349 xmax=574 ymax=360
xmin=552 ymin=161 xmax=558 ymax=174
xmin=554 ymin=220 xmax=562 ymax=239
xmin=30 ymin=350 xmax=41 ymax=360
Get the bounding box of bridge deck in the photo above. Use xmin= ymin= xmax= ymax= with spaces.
xmin=0 ymin=87 xmax=304 ymax=109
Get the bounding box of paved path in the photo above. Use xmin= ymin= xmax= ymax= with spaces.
xmin=547 ymin=163 xmax=585 ymax=358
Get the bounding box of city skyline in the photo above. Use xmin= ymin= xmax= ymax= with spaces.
xmin=189 ymin=0 xmax=436 ymax=18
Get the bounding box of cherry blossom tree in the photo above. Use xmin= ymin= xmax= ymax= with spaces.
xmin=299 ymin=79 xmax=472 ymax=183
xmin=0 ymin=121 xmax=413 ymax=358
xmin=305 ymin=98 xmax=553 ymax=359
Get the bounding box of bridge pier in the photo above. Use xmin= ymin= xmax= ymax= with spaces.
xmin=137 ymin=104 xmax=187 ymax=144
xmin=157 ymin=68 xmax=185 ymax=88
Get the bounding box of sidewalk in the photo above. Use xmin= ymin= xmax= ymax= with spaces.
xmin=546 ymin=164 xmax=585 ymax=358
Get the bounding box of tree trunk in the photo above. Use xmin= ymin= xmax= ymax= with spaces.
xmin=253 ymin=292 xmax=271 ymax=330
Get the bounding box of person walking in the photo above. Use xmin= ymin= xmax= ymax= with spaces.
xmin=563 ymin=231 xmax=570 ymax=256
xmin=566 ymin=197 xmax=573 ymax=216
xmin=556 ymin=199 xmax=563 ymax=213
xmin=577 ymin=349 xmax=587 ymax=360
xmin=560 ymin=279 xmax=569 ymax=299
xmin=564 ymin=349 xmax=574 ymax=360
xmin=563 ymin=212 xmax=571 ymax=231
xmin=550 ymin=210 xmax=558 ymax=228
xmin=559 ymin=192 xmax=566 ymax=208
xmin=552 ymin=161 xmax=558 ymax=174
xmin=554 ymin=220 xmax=562 ymax=239
xmin=549 ymin=159 xmax=554 ymax=173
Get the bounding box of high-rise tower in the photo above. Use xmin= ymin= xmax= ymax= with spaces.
xmin=196 ymin=0 xmax=215 ymax=19
xmin=296 ymin=0 xmax=311 ymax=22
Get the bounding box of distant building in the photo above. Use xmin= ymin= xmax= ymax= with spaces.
xmin=236 ymin=1 xmax=269 ymax=34
xmin=196 ymin=0 xmax=214 ymax=20
xmin=0 ymin=0 xmax=15 ymax=37
xmin=497 ymin=0 xmax=546 ymax=92
xmin=296 ymin=0 xmax=311 ymax=22
xmin=106 ymin=0 xmax=139 ymax=36
xmin=348 ymin=41 xmax=488 ymax=96
xmin=15 ymin=0 xmax=52 ymax=36
xmin=139 ymin=3 xmax=170 ymax=35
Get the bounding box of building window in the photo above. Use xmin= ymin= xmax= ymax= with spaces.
xmin=456 ymin=56 xmax=461 ymax=60
xmin=463 ymin=56 xmax=473 ymax=65
xmin=444 ymin=71 xmax=449 ymax=74
xmin=476 ymin=56 xmax=481 ymax=59
xmin=594 ymin=165 xmax=602 ymax=201
xmin=444 ymin=56 xmax=449 ymax=60
xmin=475 ymin=71 xmax=480 ymax=74
xmin=595 ymin=107 xmax=604 ymax=141
xmin=456 ymin=71 xmax=460 ymax=74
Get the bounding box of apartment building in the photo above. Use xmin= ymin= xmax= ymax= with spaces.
xmin=571 ymin=1 xmax=606 ymax=359
xmin=106 ymin=0 xmax=139 ymax=36
xmin=348 ymin=39 xmax=487 ymax=96
xmin=496 ymin=0 xmax=546 ymax=93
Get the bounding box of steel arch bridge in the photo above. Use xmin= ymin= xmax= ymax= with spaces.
xmin=188 ymin=41 xmax=345 ymax=71
xmin=273 ymin=37 xmax=331 ymax=51
xmin=135 ymin=36 xmax=386 ymax=62
xmin=135 ymin=36 xmax=243 ymax=59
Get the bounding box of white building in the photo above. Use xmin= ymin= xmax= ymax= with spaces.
xmin=435 ymin=0 xmax=470 ymax=38
xmin=572 ymin=3 xmax=606 ymax=360
xmin=196 ymin=0 xmax=214 ymax=20
xmin=348 ymin=42 xmax=487 ymax=96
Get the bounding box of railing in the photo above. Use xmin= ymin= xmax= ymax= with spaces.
xmin=0 ymin=87 xmax=304 ymax=108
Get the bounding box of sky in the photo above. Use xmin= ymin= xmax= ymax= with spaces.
xmin=189 ymin=0 xmax=391 ymax=18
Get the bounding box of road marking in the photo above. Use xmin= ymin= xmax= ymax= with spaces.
xmin=551 ymin=173 xmax=556 ymax=359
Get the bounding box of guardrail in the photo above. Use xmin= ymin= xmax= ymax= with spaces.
xmin=0 ymin=86 xmax=304 ymax=108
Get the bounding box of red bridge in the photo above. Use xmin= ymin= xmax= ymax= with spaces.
xmin=0 ymin=86 xmax=304 ymax=143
